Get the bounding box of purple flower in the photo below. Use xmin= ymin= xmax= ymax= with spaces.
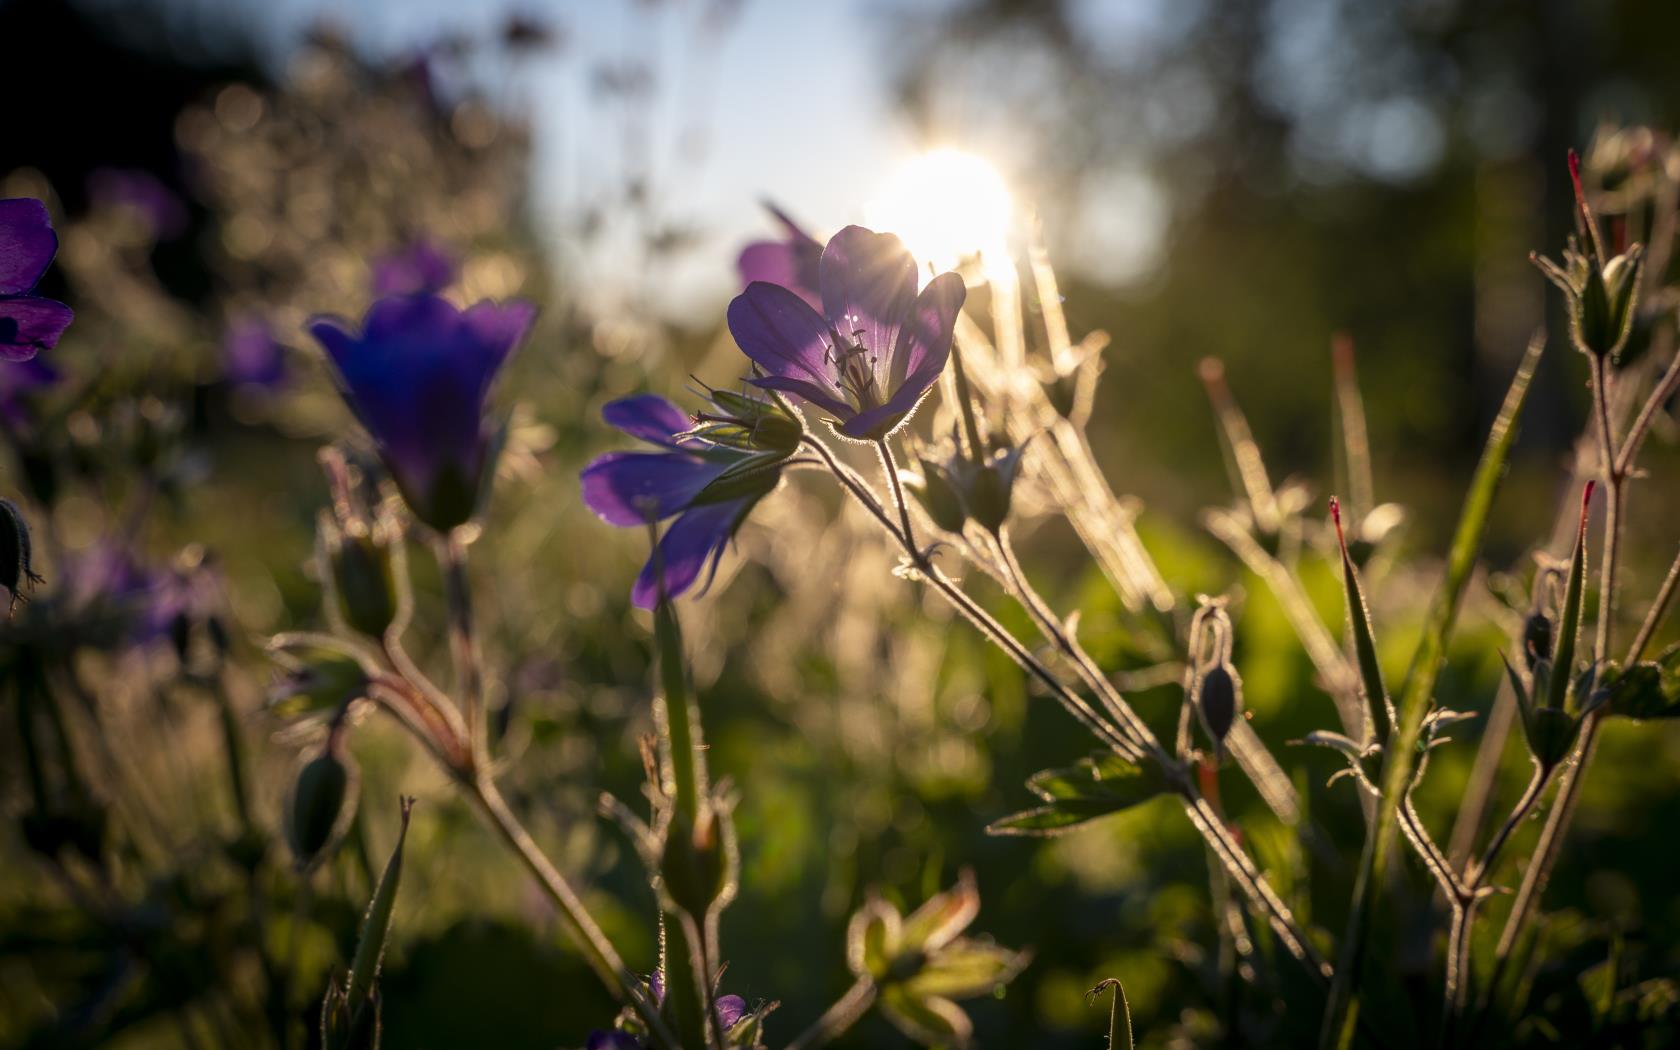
xmin=372 ymin=239 xmax=458 ymax=297
xmin=0 ymin=198 xmax=75 ymax=362
xmin=581 ymin=395 xmax=784 ymax=609
xmin=0 ymin=358 xmax=60 ymax=426
xmin=87 ymin=168 xmax=189 ymax=240
xmin=585 ymin=971 xmax=747 ymax=1049
xmin=309 ymin=294 xmax=534 ymax=532
xmin=221 ymin=315 xmax=288 ymax=388
xmin=728 ymin=225 xmax=965 ymax=441
xmin=736 ymin=202 xmax=822 ymax=307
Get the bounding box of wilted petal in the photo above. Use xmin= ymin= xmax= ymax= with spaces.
xmin=581 ymin=451 xmax=727 ymax=526
xmin=728 ymin=281 xmax=844 ymax=405
xmin=0 ymin=198 xmax=58 ymax=295
xmin=631 ymin=500 xmax=743 ymax=609
xmin=819 ymin=225 xmax=917 ymax=362
xmin=0 ymin=297 xmax=76 ymax=362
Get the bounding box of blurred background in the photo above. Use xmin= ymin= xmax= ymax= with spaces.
xmin=3 ymin=0 xmax=1680 ymax=1046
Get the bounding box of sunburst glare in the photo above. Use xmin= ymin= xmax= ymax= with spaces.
xmin=866 ymin=148 xmax=1013 ymax=282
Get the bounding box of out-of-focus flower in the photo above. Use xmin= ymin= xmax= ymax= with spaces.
xmin=309 ymin=294 xmax=535 ymax=532
xmin=728 ymin=225 xmax=965 ymax=441
xmin=736 ymin=202 xmax=822 ymax=307
xmin=0 ymin=357 xmax=60 ymax=425
xmin=86 ymin=168 xmax=189 ymax=240
xmin=57 ymin=542 xmax=177 ymax=645
xmin=371 ymin=239 xmax=458 ymax=297
xmin=581 ymin=394 xmax=787 ymax=608
xmin=0 ymin=198 xmax=75 ymax=362
xmin=221 ymin=315 xmax=288 ymax=388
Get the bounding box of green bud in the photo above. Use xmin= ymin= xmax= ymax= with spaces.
xmin=659 ymin=806 xmax=733 ymax=919
xmin=691 ymin=452 xmax=787 ymax=506
xmin=285 ymin=744 xmax=359 ymax=871
xmin=2 ymin=498 xmax=44 ymax=615
xmin=907 ymin=456 xmax=970 ymax=533
xmin=1194 ymin=664 xmax=1242 ymax=761
xmin=322 ymin=517 xmax=402 ymax=639
xmin=965 ymin=445 xmax=1027 ymax=534
xmin=692 ymin=388 xmax=804 ymax=454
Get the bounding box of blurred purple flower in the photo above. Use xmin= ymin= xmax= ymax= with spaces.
xmin=309 ymin=294 xmax=534 ymax=532
xmin=0 ymin=358 xmax=60 ymax=426
xmin=585 ymin=970 xmax=747 ymax=1049
xmin=0 ymin=198 xmax=75 ymax=362
xmin=58 ymin=543 xmax=175 ymax=645
xmin=736 ymin=202 xmax=822 ymax=307
xmin=728 ymin=225 xmax=965 ymax=441
xmin=581 ymin=395 xmax=781 ymax=609
xmin=372 ymin=239 xmax=459 ymax=297
xmin=221 ymin=315 xmax=288 ymax=388
xmin=87 ymin=168 xmax=189 ymax=240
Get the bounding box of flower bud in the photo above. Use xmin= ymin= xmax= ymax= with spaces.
xmin=1194 ymin=663 xmax=1242 ymax=761
xmin=965 ymin=444 xmax=1027 ymax=534
xmin=2 ymin=498 xmax=44 ymax=615
xmin=285 ymin=743 xmax=359 ymax=871
xmin=690 ymin=386 xmax=803 ymax=455
xmin=659 ymin=805 xmax=734 ymax=919
xmin=906 ymin=454 xmax=971 ymax=534
xmin=318 ymin=449 xmax=408 ymax=639
xmin=1522 ymin=611 xmax=1554 ymax=671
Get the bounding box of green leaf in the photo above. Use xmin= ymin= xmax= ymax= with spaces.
xmin=879 ymin=986 xmax=974 ymax=1047
xmin=1546 ymin=484 xmax=1593 ymax=714
xmin=1331 ymin=497 xmax=1389 ymax=740
xmin=902 ymin=939 xmax=1028 ymax=1000
xmin=346 ymin=798 xmax=413 ymax=1010
xmin=1088 ymin=978 xmax=1135 ymax=1050
xmin=991 ymin=753 xmax=1168 ymax=836
xmin=1321 ymin=334 xmax=1543 ymax=1049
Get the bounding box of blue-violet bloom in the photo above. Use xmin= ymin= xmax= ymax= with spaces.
xmin=728 ymin=225 xmax=965 ymax=441
xmin=309 ymin=294 xmax=534 ymax=532
xmin=736 ymin=202 xmax=821 ymax=307
xmin=372 ymin=239 xmax=458 ymax=297
xmin=581 ymin=394 xmax=786 ymax=609
xmin=222 ymin=315 xmax=288 ymax=388
xmin=0 ymin=198 xmax=75 ymax=362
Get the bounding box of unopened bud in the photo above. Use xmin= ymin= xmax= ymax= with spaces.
xmin=267 ymin=635 xmax=375 ymax=721
xmin=1194 ymin=664 xmax=1242 ymax=760
xmin=1522 ymin=611 xmax=1554 ymax=671
xmin=966 ymin=444 xmax=1027 ymax=534
xmin=692 ymin=387 xmax=803 ymax=455
xmin=907 ymin=455 xmax=970 ymax=533
xmin=660 ymin=806 xmax=733 ymax=919
xmin=285 ymin=743 xmax=359 ymax=871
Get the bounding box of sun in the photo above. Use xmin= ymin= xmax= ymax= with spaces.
xmin=866 ymin=148 xmax=1013 ymax=281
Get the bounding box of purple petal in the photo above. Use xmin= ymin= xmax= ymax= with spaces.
xmin=0 ymin=297 xmax=76 ymax=362
xmin=87 ymin=169 xmax=188 ymax=239
xmin=818 ymin=226 xmax=917 ymax=362
xmin=580 ymin=450 xmax=727 ymax=526
xmin=744 ymin=374 xmax=853 ymax=420
xmin=631 ymin=500 xmax=743 ymax=609
xmin=0 ymin=198 xmax=58 ymax=295
xmin=602 ymin=394 xmax=692 ymax=448
xmin=585 ymin=1032 xmax=642 ymax=1050
xmin=834 ymin=273 xmax=963 ymax=439
xmin=727 ymin=282 xmax=843 ymax=403
xmin=714 ymin=994 xmax=747 ymax=1031
xmin=222 ymin=316 xmax=287 ymax=388
xmin=372 ymin=239 xmax=459 ymax=296
xmin=737 ymin=241 xmax=802 ymax=294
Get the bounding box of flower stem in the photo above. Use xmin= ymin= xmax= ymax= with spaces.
xmin=785 ymin=977 xmax=877 ymax=1050
xmin=874 ymin=438 xmax=916 ymax=553
xmin=439 ymin=530 xmax=486 ymax=772
xmin=470 ymin=773 xmax=675 ymax=1047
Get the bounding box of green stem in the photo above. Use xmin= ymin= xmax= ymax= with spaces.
xmin=439 ymin=531 xmax=486 ymax=772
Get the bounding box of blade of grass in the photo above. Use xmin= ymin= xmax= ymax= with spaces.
xmin=1319 ymin=333 xmax=1543 ymax=1049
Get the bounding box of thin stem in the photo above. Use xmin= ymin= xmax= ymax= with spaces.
xmin=1627 ymin=542 xmax=1680 ymax=663
xmin=784 ymin=976 xmax=877 ymax=1050
xmin=874 ymin=438 xmax=916 ymax=553
xmin=471 ymin=775 xmax=675 ymax=1047
xmin=804 ymin=433 xmax=1332 ymax=991
xmin=948 ymin=341 xmax=987 ymax=460
xmin=1589 ymin=355 xmax=1622 ymax=660
xmin=439 ymin=530 xmax=486 ymax=772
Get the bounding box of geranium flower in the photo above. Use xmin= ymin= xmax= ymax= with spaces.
xmin=581 ymin=394 xmax=786 ymax=608
xmin=585 ymin=970 xmax=748 ymax=1050
xmin=221 ymin=315 xmax=288 ymax=389
xmin=308 ymin=294 xmax=534 ymax=532
xmin=727 ymin=225 xmax=965 ymax=441
xmin=372 ymin=238 xmax=458 ymax=297
xmin=735 ymin=202 xmax=821 ymax=307
xmin=0 ymin=198 xmax=75 ymax=362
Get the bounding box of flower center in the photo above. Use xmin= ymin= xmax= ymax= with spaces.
xmin=828 ymin=326 xmax=881 ymax=414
